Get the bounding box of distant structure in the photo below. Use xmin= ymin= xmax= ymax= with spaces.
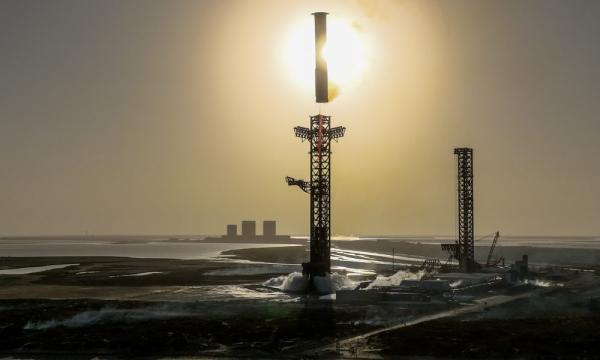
xmin=226 ymin=224 xmax=237 ymax=237
xmin=263 ymin=220 xmax=276 ymax=240
xmin=510 ymin=255 xmax=529 ymax=282
xmin=286 ymin=12 xmax=346 ymax=283
xmin=442 ymin=147 xmax=477 ymax=272
xmin=241 ymin=220 xmax=256 ymax=239
xmin=455 ymin=147 xmax=475 ymax=272
xmin=207 ymin=220 xmax=292 ymax=243
xmin=313 ymin=12 xmax=328 ymax=103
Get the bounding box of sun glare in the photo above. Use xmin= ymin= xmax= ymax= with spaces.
xmin=283 ymin=17 xmax=367 ymax=98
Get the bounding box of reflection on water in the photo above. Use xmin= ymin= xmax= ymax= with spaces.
xmin=331 ymin=248 xmax=426 ymax=266
xmin=204 ymin=264 xmax=301 ymax=276
xmin=0 ymin=263 xmax=79 ymax=275
xmin=146 ymin=285 xmax=296 ymax=302
xmin=109 ymin=272 xmax=164 ymax=278
xmin=405 ymin=236 xmax=600 ymax=249
xmin=0 ymin=238 xmax=296 ymax=259
xmin=0 ymin=237 xmax=426 ymax=276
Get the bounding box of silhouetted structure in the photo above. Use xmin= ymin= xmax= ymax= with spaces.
xmin=263 ymin=220 xmax=276 ymax=240
xmin=287 ymin=116 xmax=345 ymax=279
xmin=241 ymin=220 xmax=256 ymax=239
xmin=286 ymin=14 xmax=346 ymax=283
xmin=313 ymin=12 xmax=329 ymax=103
xmin=203 ymin=220 xmax=292 ymax=243
xmin=286 ymin=12 xmax=347 ymax=285
xmin=510 ymin=255 xmax=529 ymax=282
xmin=486 ymin=231 xmax=504 ymax=267
xmin=226 ymin=224 xmax=237 ymax=237
xmin=455 ymin=148 xmax=475 ymax=272
xmin=442 ymin=147 xmax=477 ymax=272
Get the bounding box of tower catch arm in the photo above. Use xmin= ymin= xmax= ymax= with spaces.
xmin=330 ymin=126 xmax=346 ymax=140
xmin=286 ymin=176 xmax=311 ymax=193
xmin=294 ymin=126 xmax=313 ymax=141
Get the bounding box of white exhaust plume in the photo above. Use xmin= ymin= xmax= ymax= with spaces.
xmin=449 ymin=280 xmax=463 ymax=288
xmin=524 ymin=279 xmax=563 ymax=288
xmin=262 ymin=272 xmax=356 ymax=294
xmin=24 ymin=306 xmax=193 ymax=330
xmin=365 ymin=269 xmax=426 ymax=290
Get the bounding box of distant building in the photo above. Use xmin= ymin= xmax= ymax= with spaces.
xmin=241 ymin=221 xmax=256 ymax=239
xmin=226 ymin=224 xmax=237 ymax=237
xmin=206 ymin=220 xmax=294 ymax=243
xmin=263 ymin=220 xmax=276 ymax=239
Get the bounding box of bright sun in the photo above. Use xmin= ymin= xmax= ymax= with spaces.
xmin=283 ymin=17 xmax=367 ymax=98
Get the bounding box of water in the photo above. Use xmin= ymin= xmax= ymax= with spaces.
xmin=331 ymin=248 xmax=426 ymax=265
xmin=0 ymin=238 xmax=296 ymax=259
xmin=2 ymin=235 xmax=594 ymax=282
xmin=204 ymin=264 xmax=301 ymax=276
xmin=0 ymin=263 xmax=79 ymax=275
xmin=0 ymin=237 xmax=425 ymax=277
xmin=109 ymin=272 xmax=164 ymax=278
xmin=399 ymin=235 xmax=600 ymax=249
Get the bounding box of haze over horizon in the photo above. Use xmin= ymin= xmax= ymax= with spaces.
xmin=2 ymin=0 xmax=600 ymax=237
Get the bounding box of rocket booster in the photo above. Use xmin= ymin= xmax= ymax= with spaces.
xmin=313 ymin=12 xmax=328 ymax=103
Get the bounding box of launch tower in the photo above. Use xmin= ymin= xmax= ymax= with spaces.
xmin=286 ymin=12 xmax=346 ymax=281
xmin=442 ymin=147 xmax=476 ymax=272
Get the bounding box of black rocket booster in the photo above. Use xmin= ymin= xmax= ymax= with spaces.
xmin=313 ymin=12 xmax=328 ymax=103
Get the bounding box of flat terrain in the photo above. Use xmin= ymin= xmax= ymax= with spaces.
xmin=223 ymin=240 xmax=600 ymax=268
xmin=0 ymin=298 xmax=384 ymax=358
xmin=0 ymin=245 xmax=599 ymax=358
xmin=0 ymin=256 xmax=292 ymax=301
xmin=362 ymin=316 xmax=600 ymax=359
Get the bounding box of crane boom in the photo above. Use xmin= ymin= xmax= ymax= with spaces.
xmin=486 ymin=231 xmax=500 ymax=266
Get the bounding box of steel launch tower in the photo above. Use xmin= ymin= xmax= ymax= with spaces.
xmin=286 ymin=12 xmax=346 ymax=280
xmin=442 ymin=147 xmax=476 ymax=272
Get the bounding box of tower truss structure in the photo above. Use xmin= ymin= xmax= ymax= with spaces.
xmin=287 ymin=114 xmax=345 ymax=279
xmin=442 ymin=147 xmax=476 ymax=272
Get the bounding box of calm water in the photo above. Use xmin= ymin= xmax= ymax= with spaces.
xmin=352 ymin=235 xmax=600 ymax=249
xmin=0 ymin=238 xmax=418 ymax=277
xmin=0 ymin=238 xmax=296 ymax=259
xmin=0 ymin=263 xmax=79 ymax=275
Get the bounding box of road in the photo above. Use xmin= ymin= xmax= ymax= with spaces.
xmin=300 ymin=288 xmax=544 ymax=357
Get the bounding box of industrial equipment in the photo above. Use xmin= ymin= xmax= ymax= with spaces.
xmin=421 ymin=258 xmax=442 ymax=272
xmin=485 ymin=231 xmax=504 ymax=267
xmin=442 ymin=148 xmax=478 ymax=272
xmin=286 ymin=12 xmax=346 ymax=284
xmin=287 ymin=115 xmax=345 ymax=279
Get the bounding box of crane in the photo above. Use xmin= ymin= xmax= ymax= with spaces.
xmin=486 ymin=231 xmax=503 ymax=267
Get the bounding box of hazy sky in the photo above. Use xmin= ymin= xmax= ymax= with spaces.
xmin=1 ymin=0 xmax=600 ymax=236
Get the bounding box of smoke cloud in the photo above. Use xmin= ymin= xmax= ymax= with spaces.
xmin=24 ymin=305 xmax=194 ymax=330
xmin=262 ymin=271 xmax=356 ymax=294
xmin=365 ymin=269 xmax=426 ymax=289
xmin=328 ymin=82 xmax=340 ymax=102
xmin=523 ymin=279 xmax=564 ymax=288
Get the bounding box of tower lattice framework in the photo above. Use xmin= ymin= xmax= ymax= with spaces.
xmin=454 ymin=147 xmax=475 ymax=272
xmin=286 ymin=114 xmax=345 ymax=278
